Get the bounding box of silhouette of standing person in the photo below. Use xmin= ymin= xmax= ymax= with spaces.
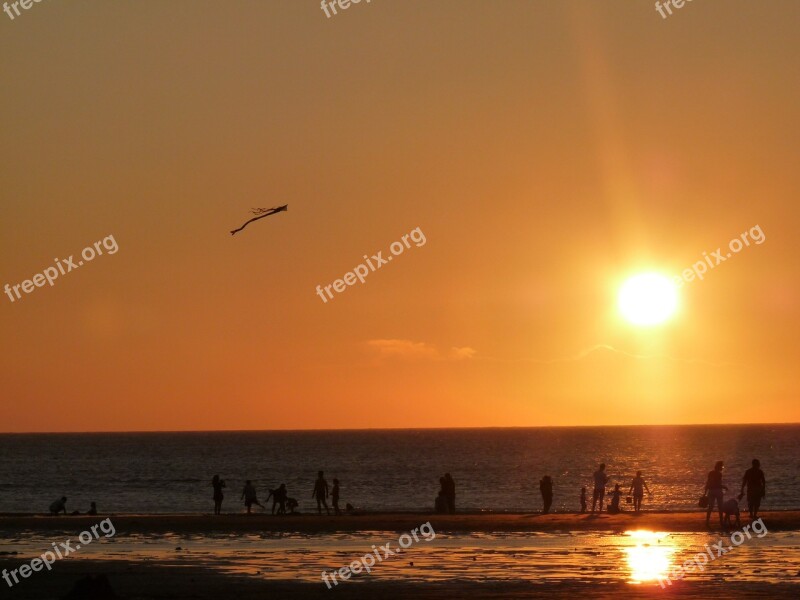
xmin=435 ymin=477 xmax=447 ymax=513
xmin=212 ymin=475 xmax=226 ymax=515
xmin=267 ymin=485 xmax=287 ymax=515
xmin=591 ymin=464 xmax=609 ymax=513
xmin=540 ymin=475 xmax=553 ymax=514
xmin=703 ymin=461 xmax=727 ymax=527
xmin=332 ymin=478 xmax=341 ymax=516
xmin=241 ymin=480 xmax=263 ymax=514
xmin=629 ymin=471 xmax=651 ymax=514
xmin=739 ymin=459 xmax=766 ymax=520
xmin=312 ymin=471 xmax=330 ymax=515
xmin=274 ymin=483 xmax=288 ymax=515
xmin=580 ymin=487 xmax=587 ymax=513
xmin=443 ymin=473 xmax=456 ymax=514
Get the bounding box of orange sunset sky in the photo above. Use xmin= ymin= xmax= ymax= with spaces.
xmin=1 ymin=1 xmax=799 ymax=432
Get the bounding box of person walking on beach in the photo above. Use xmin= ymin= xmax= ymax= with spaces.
xmin=331 ymin=478 xmax=341 ymax=516
xmin=267 ymin=485 xmax=285 ymax=515
xmin=212 ymin=475 xmax=226 ymax=515
xmin=629 ymin=471 xmax=651 ymax=514
xmin=580 ymin=487 xmax=587 ymax=513
xmin=591 ymin=463 xmax=609 ymax=513
xmin=539 ymin=475 xmax=553 ymax=514
xmin=266 ymin=483 xmax=288 ymax=514
xmin=443 ymin=473 xmax=456 ymax=514
xmin=739 ymin=459 xmax=766 ymax=519
xmin=241 ymin=480 xmax=263 ymax=514
xmin=312 ymin=471 xmax=330 ymax=515
xmin=703 ymin=461 xmax=727 ymax=527
xmin=49 ymin=496 xmax=67 ymax=516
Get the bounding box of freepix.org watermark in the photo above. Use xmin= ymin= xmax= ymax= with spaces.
xmin=321 ymin=0 xmax=372 ymax=19
xmin=657 ymin=518 xmax=768 ymax=588
xmin=321 ymin=522 xmax=436 ymax=588
xmin=655 ymin=0 xmax=695 ymax=20
xmin=673 ymin=225 xmax=765 ymax=288
xmin=3 ymin=0 xmax=46 ymax=21
xmin=4 ymin=234 xmax=119 ymax=304
xmin=2 ymin=518 xmax=116 ymax=588
xmin=315 ymin=227 xmax=426 ymax=303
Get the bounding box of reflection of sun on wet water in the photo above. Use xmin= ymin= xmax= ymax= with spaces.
xmin=624 ymin=530 xmax=676 ymax=584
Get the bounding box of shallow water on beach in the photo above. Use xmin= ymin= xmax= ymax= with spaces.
xmin=6 ymin=530 xmax=799 ymax=588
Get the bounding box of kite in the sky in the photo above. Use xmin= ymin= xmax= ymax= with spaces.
xmin=230 ymin=204 xmax=288 ymax=236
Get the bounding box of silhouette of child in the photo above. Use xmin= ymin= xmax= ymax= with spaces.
xmin=608 ymin=484 xmax=623 ymax=514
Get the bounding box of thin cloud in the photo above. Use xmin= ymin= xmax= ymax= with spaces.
xmin=366 ymin=340 xmax=476 ymax=361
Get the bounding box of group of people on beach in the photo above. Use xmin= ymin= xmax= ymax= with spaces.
xmin=47 ymin=459 xmax=768 ymax=523
xmin=536 ymin=464 xmax=653 ymax=516
xmin=211 ymin=471 xmax=343 ymax=516
xmin=702 ymin=459 xmax=766 ymax=527
xmin=48 ymin=497 xmax=97 ymax=516
xmin=535 ymin=458 xmax=767 ymax=525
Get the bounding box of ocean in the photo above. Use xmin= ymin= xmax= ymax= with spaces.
xmin=0 ymin=425 xmax=797 ymax=514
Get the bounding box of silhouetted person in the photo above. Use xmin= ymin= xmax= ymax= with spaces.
xmin=87 ymin=502 xmax=98 ymax=516
xmin=629 ymin=471 xmax=651 ymax=513
xmin=266 ymin=486 xmax=279 ymax=514
xmin=275 ymin=483 xmax=288 ymax=514
xmin=540 ymin=475 xmax=553 ymax=514
xmin=591 ymin=464 xmax=608 ymax=513
xmin=212 ymin=475 xmax=226 ymax=515
xmin=608 ymin=484 xmax=623 ymax=514
xmin=580 ymin=487 xmax=587 ymax=513
xmin=435 ymin=477 xmax=447 ymax=513
xmin=286 ymin=495 xmax=298 ymax=514
xmin=49 ymin=496 xmax=67 ymax=516
xmin=739 ymin=459 xmax=766 ymax=519
xmin=703 ymin=461 xmax=727 ymax=527
xmin=443 ymin=473 xmax=456 ymax=513
xmin=312 ymin=471 xmax=330 ymax=515
xmin=241 ymin=480 xmax=263 ymax=514
xmin=332 ymin=478 xmax=341 ymax=516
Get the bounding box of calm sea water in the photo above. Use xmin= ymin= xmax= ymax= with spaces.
xmin=0 ymin=426 xmax=797 ymax=514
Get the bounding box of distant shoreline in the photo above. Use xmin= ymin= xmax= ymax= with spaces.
xmin=1 ymin=510 xmax=798 ymax=534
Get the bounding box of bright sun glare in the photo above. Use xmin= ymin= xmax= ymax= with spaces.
xmin=618 ymin=273 xmax=679 ymax=326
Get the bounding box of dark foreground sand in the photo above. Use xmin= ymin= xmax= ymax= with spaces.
xmin=0 ymin=559 xmax=798 ymax=600
xmin=2 ymin=510 xmax=799 ymax=535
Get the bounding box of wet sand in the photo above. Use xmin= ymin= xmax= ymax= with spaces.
xmin=1 ymin=510 xmax=799 ymax=535
xmin=2 ymin=512 xmax=799 ymax=599
xmin=1 ymin=558 xmax=799 ymax=600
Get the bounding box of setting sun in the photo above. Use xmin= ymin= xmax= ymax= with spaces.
xmin=618 ymin=273 xmax=679 ymax=326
